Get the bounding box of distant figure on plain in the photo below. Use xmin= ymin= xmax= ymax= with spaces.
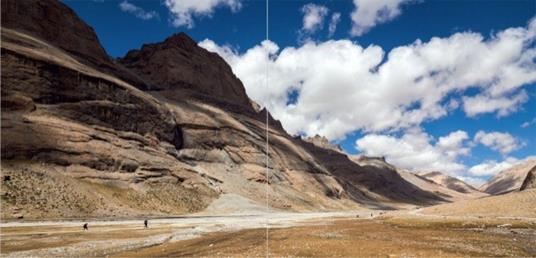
xmin=83 ymin=223 xmax=88 ymax=231
xmin=144 ymin=219 xmax=148 ymax=228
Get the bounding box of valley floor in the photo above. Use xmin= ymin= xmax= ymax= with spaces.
xmin=1 ymin=211 xmax=535 ymax=257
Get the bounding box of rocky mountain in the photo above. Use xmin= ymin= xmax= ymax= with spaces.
xmin=480 ymin=159 xmax=536 ymax=195
xmin=353 ymin=157 xmax=486 ymax=202
xmin=419 ymin=171 xmax=481 ymax=194
xmin=1 ymin=0 xmax=471 ymax=219
xmin=350 ymin=156 xmax=395 ymax=170
xmin=303 ymin=135 xmax=343 ymax=153
xmin=1 ymin=0 xmax=148 ymax=89
xmin=118 ymin=33 xmax=251 ymax=110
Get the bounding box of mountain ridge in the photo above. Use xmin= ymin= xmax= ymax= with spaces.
xmin=0 ymin=0 xmax=486 ymax=219
xmin=480 ymin=159 xmax=536 ymax=195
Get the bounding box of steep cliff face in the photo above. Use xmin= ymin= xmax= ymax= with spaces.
xmin=1 ymin=0 xmax=458 ymax=219
xmin=118 ymin=33 xmax=253 ymax=113
xmin=1 ymin=0 xmax=148 ymax=89
xmin=1 ymin=0 xmax=109 ymax=65
xmin=1 ymin=28 xmax=218 ymax=218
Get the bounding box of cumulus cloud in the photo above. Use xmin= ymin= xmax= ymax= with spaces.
xmin=119 ymin=0 xmax=158 ymax=20
xmin=200 ymin=18 xmax=536 ymax=140
xmin=164 ymin=0 xmax=241 ymax=28
xmin=468 ymin=157 xmax=522 ymax=176
xmin=350 ymin=0 xmax=413 ymax=36
xmin=354 ymin=129 xmax=469 ymax=174
xmin=328 ymin=13 xmax=341 ymax=37
xmin=353 ymin=129 xmax=530 ymax=186
xmin=463 ymin=90 xmax=529 ymax=117
xmin=474 ymin=130 xmax=524 ymax=155
xmin=301 ymin=4 xmax=329 ymax=33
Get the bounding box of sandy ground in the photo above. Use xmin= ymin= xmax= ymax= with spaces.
xmin=115 ymin=218 xmax=536 ymax=257
xmin=1 ymin=210 xmax=535 ymax=257
xmin=421 ymin=189 xmax=536 ymax=218
xmin=0 ymin=211 xmax=369 ymax=257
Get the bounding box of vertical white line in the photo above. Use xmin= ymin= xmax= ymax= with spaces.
xmin=265 ymin=0 xmax=269 ymax=257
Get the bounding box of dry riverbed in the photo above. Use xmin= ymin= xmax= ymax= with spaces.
xmin=1 ymin=211 xmax=535 ymax=257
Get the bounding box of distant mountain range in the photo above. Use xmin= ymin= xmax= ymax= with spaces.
xmin=479 ymin=159 xmax=536 ymax=195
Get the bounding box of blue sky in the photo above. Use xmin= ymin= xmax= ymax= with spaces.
xmin=63 ymin=0 xmax=536 ymax=186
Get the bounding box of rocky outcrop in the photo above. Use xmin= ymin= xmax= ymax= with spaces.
xmin=480 ymin=159 xmax=536 ymax=195
xmin=1 ymin=0 xmax=148 ymax=89
xmin=118 ymin=33 xmax=253 ymax=113
xmin=304 ymin=135 xmax=343 ymax=153
xmin=350 ymin=155 xmax=393 ymax=170
xmin=520 ymin=166 xmax=536 ymax=191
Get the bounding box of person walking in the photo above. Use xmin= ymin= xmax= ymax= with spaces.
xmin=83 ymin=223 xmax=88 ymax=231
xmin=144 ymin=219 xmax=148 ymax=228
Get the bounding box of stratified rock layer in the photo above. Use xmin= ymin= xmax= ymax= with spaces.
xmin=1 ymin=0 xmax=148 ymax=88
xmin=0 ymin=0 xmax=470 ymax=219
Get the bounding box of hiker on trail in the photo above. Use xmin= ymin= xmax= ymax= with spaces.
xmin=83 ymin=223 xmax=88 ymax=231
xmin=144 ymin=219 xmax=148 ymax=228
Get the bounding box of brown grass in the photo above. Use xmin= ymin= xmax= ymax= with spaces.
xmin=0 ymin=224 xmax=173 ymax=253
xmin=422 ymin=189 xmax=536 ymax=218
xmin=113 ymin=218 xmax=536 ymax=257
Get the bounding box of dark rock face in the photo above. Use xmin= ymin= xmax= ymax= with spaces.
xmin=1 ymin=0 xmax=148 ymax=89
xmin=1 ymin=0 xmax=109 ymax=66
xmin=297 ymin=140 xmax=445 ymax=206
xmin=1 ymin=48 xmax=178 ymax=148
xmin=118 ymin=33 xmax=253 ymax=112
xmin=520 ymin=166 xmax=536 ymax=191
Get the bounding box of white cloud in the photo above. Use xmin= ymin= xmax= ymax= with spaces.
xmin=301 ymin=4 xmax=329 ymax=33
xmin=164 ymin=0 xmax=241 ymax=28
xmin=521 ymin=117 xmax=536 ymax=128
xmin=328 ymin=13 xmax=341 ymax=37
xmin=353 ymin=128 xmax=533 ymax=186
xmin=437 ymin=130 xmax=470 ymax=158
xmin=350 ymin=0 xmax=413 ymax=36
xmin=463 ymin=90 xmax=529 ymax=117
xmin=119 ymin=0 xmax=158 ymax=20
xmin=355 ymin=129 xmax=469 ymax=174
xmin=200 ymin=18 xmax=536 ymax=140
xmin=468 ymin=157 xmax=522 ymax=176
xmin=474 ymin=130 xmax=523 ymax=155
xmin=455 ymin=176 xmax=487 ymax=188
